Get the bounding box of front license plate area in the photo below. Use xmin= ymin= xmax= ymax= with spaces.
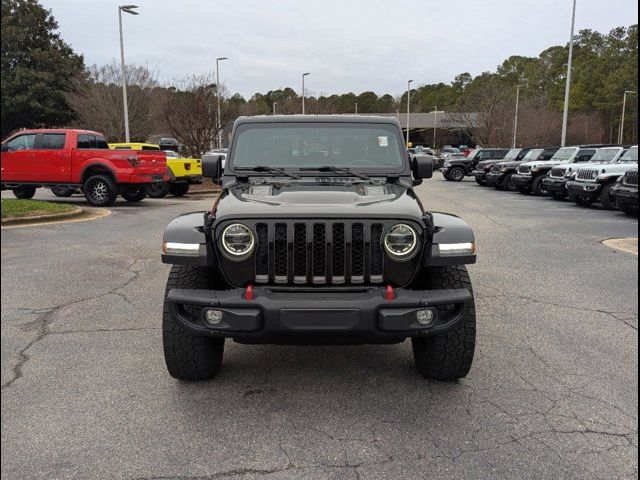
xmin=280 ymin=309 xmax=360 ymax=331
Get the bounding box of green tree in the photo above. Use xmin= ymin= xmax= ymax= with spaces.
xmin=1 ymin=0 xmax=84 ymax=137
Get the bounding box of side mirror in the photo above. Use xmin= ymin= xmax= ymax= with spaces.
xmin=201 ymin=154 xmax=223 ymax=179
xmin=412 ymin=154 xmax=434 ymax=180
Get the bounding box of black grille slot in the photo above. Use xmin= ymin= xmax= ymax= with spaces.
xmin=370 ymin=224 xmax=383 ymax=281
xmin=293 ymin=224 xmax=307 ymax=280
xmin=332 ymin=224 xmax=345 ymax=282
xmin=624 ymin=171 xmax=638 ymax=186
xmin=255 ymin=224 xmax=269 ymax=282
xmin=274 ymin=223 xmax=288 ymax=282
xmin=312 ymin=224 xmax=326 ymax=282
xmin=351 ymin=224 xmax=364 ymax=281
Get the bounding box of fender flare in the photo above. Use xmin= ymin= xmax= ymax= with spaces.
xmin=80 ymin=161 xmax=118 ymax=184
xmin=423 ymin=212 xmax=476 ymax=266
xmin=161 ymin=211 xmax=213 ymax=266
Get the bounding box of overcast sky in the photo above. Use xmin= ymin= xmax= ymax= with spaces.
xmin=41 ymin=0 xmax=638 ymax=98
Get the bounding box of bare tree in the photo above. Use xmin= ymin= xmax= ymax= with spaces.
xmin=67 ymin=62 xmax=158 ymax=141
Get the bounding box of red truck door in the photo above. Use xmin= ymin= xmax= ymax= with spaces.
xmin=32 ymin=132 xmax=72 ymax=182
xmin=0 ymin=132 xmax=38 ymax=182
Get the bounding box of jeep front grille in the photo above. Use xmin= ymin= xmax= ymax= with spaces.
xmin=623 ymin=171 xmax=638 ymax=186
xmin=576 ymin=169 xmax=599 ymax=181
xmin=254 ymin=221 xmax=386 ymax=285
xmin=518 ymin=165 xmax=532 ymax=174
xmin=550 ymin=167 xmax=566 ymax=178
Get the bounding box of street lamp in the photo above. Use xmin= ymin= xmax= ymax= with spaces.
xmin=355 ymin=102 xmax=358 ymax=115
xmin=431 ymin=106 xmax=445 ymax=149
xmin=561 ymin=0 xmax=577 ymax=147
xmin=512 ymin=84 xmax=525 ymax=148
xmin=618 ymin=90 xmax=637 ymax=144
xmin=301 ymin=73 xmax=310 ymax=114
xmin=406 ymin=80 xmax=413 ymax=145
xmin=216 ymin=57 xmax=228 ymax=148
xmin=118 ymin=4 xmax=139 ymax=143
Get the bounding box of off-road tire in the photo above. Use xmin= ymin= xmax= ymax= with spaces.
xmin=620 ymin=203 xmax=638 ymax=216
xmin=448 ymin=167 xmax=465 ymax=182
xmin=13 ymin=185 xmax=37 ymax=199
xmin=83 ymin=174 xmax=118 ymax=207
xmin=499 ymin=173 xmax=515 ymax=191
xmin=411 ymin=265 xmax=476 ymax=381
xmin=550 ymin=191 xmax=566 ymax=201
xmin=147 ymin=182 xmax=169 ymax=198
xmin=475 ymin=177 xmax=486 ymax=186
xmin=121 ymin=186 xmax=147 ymax=203
xmin=169 ymin=182 xmax=190 ymax=197
xmin=51 ymin=186 xmax=75 ymax=197
xmin=573 ymin=195 xmax=595 ymax=206
xmin=600 ymin=182 xmax=616 ymax=210
xmin=163 ymin=265 xmax=224 ymax=381
xmin=532 ymin=175 xmax=547 ymax=196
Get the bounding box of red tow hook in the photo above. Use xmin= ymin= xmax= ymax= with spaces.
xmin=245 ymin=284 xmax=254 ymax=301
xmin=385 ymin=284 xmax=395 ymax=301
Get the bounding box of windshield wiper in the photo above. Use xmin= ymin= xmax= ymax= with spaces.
xmin=299 ymin=166 xmax=370 ymax=180
xmin=235 ymin=166 xmax=300 ymax=179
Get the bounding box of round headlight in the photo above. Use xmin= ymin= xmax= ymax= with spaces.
xmin=383 ymin=224 xmax=418 ymax=260
xmin=220 ymin=223 xmax=255 ymax=260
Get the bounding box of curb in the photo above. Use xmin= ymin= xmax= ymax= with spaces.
xmin=186 ymin=189 xmax=220 ymax=196
xmin=1 ymin=207 xmax=84 ymax=226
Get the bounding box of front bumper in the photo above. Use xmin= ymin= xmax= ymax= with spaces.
xmin=472 ymin=170 xmax=488 ymax=183
xmin=511 ymin=173 xmax=533 ymax=188
xmin=166 ymin=286 xmax=473 ymax=342
xmin=173 ymin=175 xmax=204 ymax=184
xmin=128 ymin=173 xmax=171 ymax=185
xmin=486 ymin=171 xmax=506 ymax=187
xmin=542 ymin=177 xmax=568 ymax=194
xmin=612 ymin=184 xmax=639 ymax=207
xmin=566 ymin=180 xmax=601 ymax=199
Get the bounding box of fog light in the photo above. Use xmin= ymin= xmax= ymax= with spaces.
xmin=204 ymin=309 xmax=224 ymax=326
xmin=416 ymin=309 xmax=435 ymax=326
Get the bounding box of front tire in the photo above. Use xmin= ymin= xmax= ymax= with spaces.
xmin=448 ymin=167 xmax=465 ymax=182
xmin=411 ymin=265 xmax=476 ymax=381
xmin=121 ymin=186 xmax=147 ymax=203
xmin=532 ymin=175 xmax=547 ymax=196
xmin=163 ymin=265 xmax=224 ymax=381
xmin=83 ymin=174 xmax=118 ymax=207
xmin=51 ymin=186 xmax=75 ymax=197
xmin=13 ymin=185 xmax=37 ymax=199
xmin=169 ymin=182 xmax=190 ymax=197
xmin=600 ymin=183 xmax=616 ymax=210
xmin=550 ymin=191 xmax=566 ymax=201
xmin=146 ymin=182 xmax=169 ymax=198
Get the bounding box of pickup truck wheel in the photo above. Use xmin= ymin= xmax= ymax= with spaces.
xmin=146 ymin=182 xmax=169 ymax=198
xmin=411 ymin=265 xmax=476 ymax=381
xmin=600 ymin=183 xmax=616 ymax=210
xmin=532 ymin=175 xmax=548 ymax=196
xmin=620 ymin=204 xmax=638 ymax=216
xmin=83 ymin=174 xmax=118 ymax=207
xmin=550 ymin=191 xmax=566 ymax=200
xmin=169 ymin=182 xmax=190 ymax=197
xmin=163 ymin=265 xmax=224 ymax=381
xmin=448 ymin=167 xmax=465 ymax=182
xmin=501 ymin=173 xmax=515 ymax=191
xmin=51 ymin=186 xmax=75 ymax=197
xmin=121 ymin=186 xmax=147 ymax=203
xmin=573 ymin=195 xmax=595 ymax=206
xmin=475 ymin=177 xmax=486 ymax=186
xmin=13 ymin=185 xmax=37 ymax=199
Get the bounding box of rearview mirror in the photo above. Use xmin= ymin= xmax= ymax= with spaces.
xmin=412 ymin=154 xmax=433 ymax=180
xmin=201 ymin=154 xmax=223 ymax=179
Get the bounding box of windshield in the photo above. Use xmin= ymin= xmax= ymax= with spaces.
xmin=503 ymin=148 xmax=521 ymax=161
xmin=466 ymin=149 xmax=479 ymax=160
xmin=589 ymin=148 xmax=621 ymax=163
xmin=231 ymin=123 xmax=405 ymax=171
xmin=163 ymin=150 xmax=179 ymax=158
xmin=522 ymin=149 xmax=543 ymax=161
xmin=619 ymin=147 xmax=638 ymax=163
xmin=550 ymin=147 xmax=577 ymax=161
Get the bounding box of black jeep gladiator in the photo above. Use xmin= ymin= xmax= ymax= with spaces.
xmin=160 ymin=116 xmax=477 ymax=381
xmin=441 ymin=148 xmax=508 ymax=182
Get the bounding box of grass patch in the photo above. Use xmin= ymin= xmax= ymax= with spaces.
xmin=1 ymin=199 xmax=77 ymax=220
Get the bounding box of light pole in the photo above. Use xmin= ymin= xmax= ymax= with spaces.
xmin=272 ymin=102 xmax=277 ymax=115
xmin=216 ymin=57 xmax=228 ymax=148
xmin=512 ymin=85 xmax=523 ymax=148
xmin=561 ymin=0 xmax=577 ymax=147
xmin=355 ymin=102 xmax=358 ymax=115
xmin=431 ymin=107 xmax=444 ymax=149
xmin=118 ymin=4 xmax=138 ymax=143
xmin=618 ymin=90 xmax=637 ymax=144
xmin=406 ymin=80 xmax=413 ymax=145
xmin=301 ymin=73 xmax=310 ymax=114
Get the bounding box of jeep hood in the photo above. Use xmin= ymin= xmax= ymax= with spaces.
xmin=213 ymin=181 xmax=425 ymax=222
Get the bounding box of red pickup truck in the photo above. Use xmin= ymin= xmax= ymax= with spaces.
xmin=1 ymin=128 xmax=169 ymax=206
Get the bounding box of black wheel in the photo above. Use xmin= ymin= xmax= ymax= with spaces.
xmin=51 ymin=186 xmax=75 ymax=197
xmin=83 ymin=174 xmax=118 ymax=207
xmin=448 ymin=167 xmax=465 ymax=182
xmin=501 ymin=173 xmax=516 ymax=191
xmin=600 ymin=183 xmax=616 ymax=210
xmin=121 ymin=186 xmax=147 ymax=203
xmin=146 ymin=182 xmax=169 ymax=198
xmin=169 ymin=182 xmax=190 ymax=197
xmin=550 ymin=191 xmax=566 ymax=201
xmin=13 ymin=185 xmax=36 ymax=199
xmin=163 ymin=265 xmax=224 ymax=381
xmin=532 ymin=175 xmax=548 ymax=196
xmin=620 ymin=204 xmax=638 ymax=216
xmin=411 ymin=265 xmax=476 ymax=381
xmin=573 ymin=195 xmax=595 ymax=206
xmin=475 ymin=177 xmax=486 ymax=186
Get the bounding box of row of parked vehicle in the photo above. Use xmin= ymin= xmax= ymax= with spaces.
xmin=439 ymin=144 xmax=639 ymax=215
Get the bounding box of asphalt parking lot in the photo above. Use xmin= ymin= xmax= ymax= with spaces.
xmin=1 ymin=174 xmax=638 ymax=480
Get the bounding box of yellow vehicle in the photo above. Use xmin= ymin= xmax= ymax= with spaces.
xmin=109 ymin=143 xmax=203 ymax=197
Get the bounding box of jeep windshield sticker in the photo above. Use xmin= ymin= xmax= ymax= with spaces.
xmin=378 ymin=136 xmax=389 ymax=147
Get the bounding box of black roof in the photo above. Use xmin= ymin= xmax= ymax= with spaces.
xmin=234 ymin=115 xmax=401 ymax=127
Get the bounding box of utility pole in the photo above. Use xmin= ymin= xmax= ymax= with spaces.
xmin=406 ymin=80 xmax=413 ymax=145
xmin=561 ymin=0 xmax=577 ymax=147
xmin=355 ymin=102 xmax=358 ymax=115
xmin=118 ymin=4 xmax=139 ymax=142
xmin=431 ymin=107 xmax=445 ymax=149
xmin=512 ymin=85 xmax=522 ymax=148
xmin=216 ymin=57 xmax=228 ymax=148
xmin=302 ymin=73 xmax=310 ymax=114
xmin=619 ymin=90 xmax=637 ymax=144
xmin=273 ymin=102 xmax=277 ymax=115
